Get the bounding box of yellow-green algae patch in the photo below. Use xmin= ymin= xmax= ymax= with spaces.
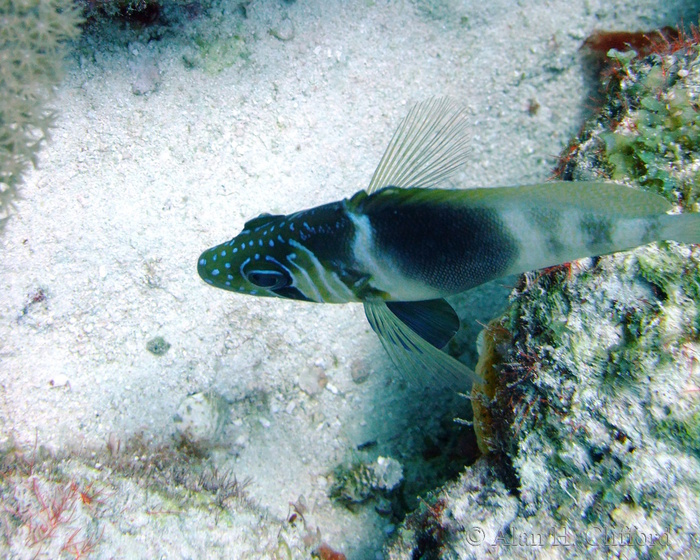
xmin=564 ymin=40 xmax=700 ymax=211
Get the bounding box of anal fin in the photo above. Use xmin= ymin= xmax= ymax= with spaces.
xmin=364 ymin=301 xmax=479 ymax=389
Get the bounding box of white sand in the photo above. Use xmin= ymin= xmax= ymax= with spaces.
xmin=0 ymin=0 xmax=692 ymax=557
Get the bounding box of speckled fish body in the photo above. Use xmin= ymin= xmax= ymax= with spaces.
xmin=199 ymin=182 xmax=693 ymax=303
xmin=198 ymin=98 xmax=700 ymax=388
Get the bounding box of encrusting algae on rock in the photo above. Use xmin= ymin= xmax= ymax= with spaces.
xmin=562 ymin=25 xmax=700 ymax=209
xmin=387 ymin=28 xmax=700 ymax=560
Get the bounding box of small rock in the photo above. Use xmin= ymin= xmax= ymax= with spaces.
xmin=351 ymin=359 xmax=370 ymax=384
xmin=325 ymin=382 xmax=339 ymax=395
xmin=173 ymin=392 xmax=228 ymax=447
xmin=49 ymin=373 xmax=70 ymax=388
xmin=373 ymin=456 xmax=403 ymax=491
xmin=131 ymin=57 xmax=161 ymax=96
xmin=146 ymin=336 xmax=170 ymax=356
xmin=269 ymin=17 xmax=295 ymax=42
xmin=298 ymin=365 xmax=327 ymax=395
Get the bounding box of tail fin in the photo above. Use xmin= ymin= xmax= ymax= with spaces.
xmin=661 ymin=212 xmax=700 ymax=244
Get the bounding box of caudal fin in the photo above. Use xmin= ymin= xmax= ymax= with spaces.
xmin=661 ymin=212 xmax=700 ymax=244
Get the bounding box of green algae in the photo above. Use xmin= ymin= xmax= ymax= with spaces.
xmin=147 ymin=335 xmax=171 ymax=355
xmin=656 ymin=409 xmax=700 ymax=454
xmin=600 ymin=58 xmax=700 ymax=207
xmin=329 ymin=456 xmax=403 ymax=510
xmin=193 ymin=31 xmax=250 ymax=74
xmin=565 ymin=42 xmax=700 ymax=211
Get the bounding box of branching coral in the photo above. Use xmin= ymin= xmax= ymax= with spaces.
xmin=0 ymin=0 xmax=83 ymax=230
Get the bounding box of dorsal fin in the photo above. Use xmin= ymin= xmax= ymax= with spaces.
xmin=367 ymin=97 xmax=471 ymax=194
xmin=362 ymin=99 xmax=477 ymax=389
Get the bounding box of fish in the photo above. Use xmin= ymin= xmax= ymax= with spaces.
xmin=197 ymin=97 xmax=700 ymax=389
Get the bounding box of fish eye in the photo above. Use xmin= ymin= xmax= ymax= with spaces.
xmin=247 ymin=270 xmax=289 ymax=290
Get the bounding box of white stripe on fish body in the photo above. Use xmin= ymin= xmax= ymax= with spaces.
xmin=347 ymin=186 xmax=522 ymax=300
xmin=285 ymin=251 xmax=323 ymax=302
xmin=348 ymin=210 xmax=445 ymax=301
xmin=498 ymin=204 xmax=665 ymax=277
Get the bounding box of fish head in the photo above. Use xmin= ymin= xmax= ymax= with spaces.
xmin=198 ymin=201 xmax=361 ymax=303
xmin=198 ymin=212 xmax=303 ymax=300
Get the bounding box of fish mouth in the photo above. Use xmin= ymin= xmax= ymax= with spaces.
xmin=197 ymin=248 xmax=223 ymax=286
xmin=196 ymin=253 xmax=207 ymax=280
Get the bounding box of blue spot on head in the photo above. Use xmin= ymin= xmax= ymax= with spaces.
xmin=211 ymin=269 xmax=220 ymax=276
xmin=254 ymin=254 xmax=260 ymax=260
xmin=225 ymin=262 xmax=231 ymax=269
xmin=269 ymin=240 xmax=274 ymax=247
xmin=220 ymin=250 xmax=226 ymax=257
xmin=240 ymin=243 xmax=245 ymax=250
xmin=290 ymin=223 xmax=295 ymax=231
xmin=248 ymin=241 xmax=253 ymax=247
xmin=205 ymin=279 xmax=214 ymax=284
xmin=225 ymin=281 xmax=231 ymax=286
xmin=258 ymin=239 xmax=263 ymax=246
xmin=212 ymin=254 xmax=217 ymax=261
xmin=199 ymin=258 xmax=207 ymax=266
xmin=228 ymin=274 xmax=233 ymax=280
xmin=233 ymin=248 xmax=238 ymax=253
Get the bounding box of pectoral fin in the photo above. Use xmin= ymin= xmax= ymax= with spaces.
xmin=385 ymin=299 xmax=460 ymax=349
xmin=364 ymin=301 xmax=479 ymax=389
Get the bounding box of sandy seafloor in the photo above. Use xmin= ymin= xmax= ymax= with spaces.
xmin=1 ymin=0 xmax=698 ymax=557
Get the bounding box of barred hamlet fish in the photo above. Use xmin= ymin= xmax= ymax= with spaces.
xmin=197 ymin=98 xmax=700 ymax=388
